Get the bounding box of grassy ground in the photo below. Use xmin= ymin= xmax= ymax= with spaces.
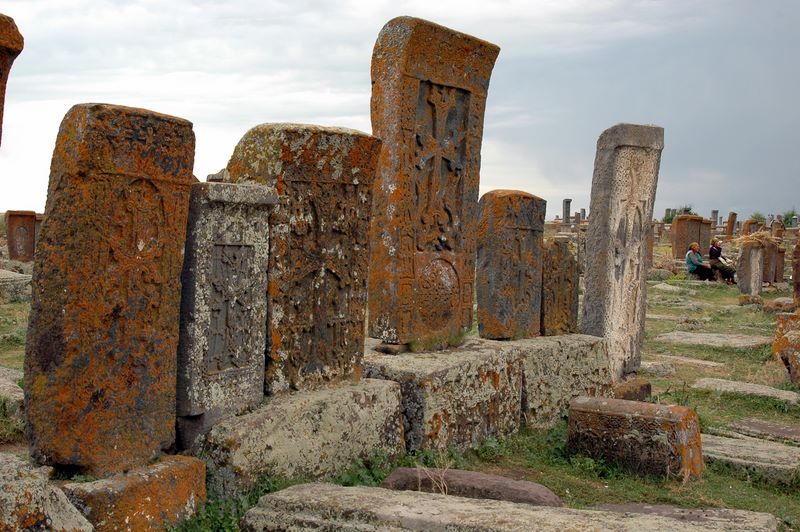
xmin=4 ymin=234 xmax=800 ymax=530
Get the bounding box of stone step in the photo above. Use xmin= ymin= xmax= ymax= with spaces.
xmin=653 ymin=354 xmax=725 ymax=368
xmin=240 ymin=483 xmax=778 ymax=531
xmin=702 ymin=433 xmax=800 ymax=485
xmin=692 ymin=378 xmax=799 ymax=405
xmin=655 ymin=331 xmax=772 ymax=349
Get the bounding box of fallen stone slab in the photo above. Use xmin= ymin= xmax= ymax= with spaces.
xmin=702 ymin=433 xmax=800 ymax=485
xmin=594 ymin=503 xmax=776 ymax=530
xmin=647 ymin=268 xmax=673 ymax=281
xmin=566 ymin=397 xmax=704 ymax=479
xmin=203 ymin=378 xmax=404 ymax=498
xmin=729 ymin=418 xmax=800 ymax=446
xmin=654 ymin=354 xmax=725 ymax=368
xmin=381 ymin=467 xmax=562 ymax=507
xmin=639 ymin=360 xmax=676 ymax=376
xmin=0 ymin=452 xmax=92 ymax=531
xmin=652 ymin=282 xmax=695 ymax=295
xmin=240 ymin=483 xmax=773 ymax=531
xmin=655 ymin=331 xmax=772 ymax=349
xmin=63 ymin=455 xmax=205 ymax=531
xmin=692 ymin=378 xmax=799 ymax=405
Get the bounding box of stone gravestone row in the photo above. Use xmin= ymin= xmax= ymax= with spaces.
xmin=367 ymin=17 xmax=499 ymax=349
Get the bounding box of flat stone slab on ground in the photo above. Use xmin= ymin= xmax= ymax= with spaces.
xmin=692 ymin=378 xmax=799 ymax=405
xmin=655 ymin=331 xmax=772 ymax=349
xmin=594 ymin=503 xmax=776 ymax=530
xmin=702 ymin=434 xmax=800 ymax=485
xmin=382 ymin=467 xmax=562 ymax=507
xmin=203 ymin=378 xmax=404 ymax=498
xmin=240 ymin=483 xmax=776 ymax=531
xmin=651 ymin=282 xmax=695 ymax=295
xmin=729 ymin=418 xmax=800 ymax=445
xmin=639 ymin=361 xmax=676 ymax=376
xmin=654 ymin=354 xmax=725 ymax=368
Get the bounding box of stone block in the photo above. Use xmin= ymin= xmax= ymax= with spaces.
xmin=382 ymin=467 xmax=562 ymax=507
xmin=224 ymin=124 xmax=380 ymax=394
xmin=363 ymin=338 xmax=523 ymax=452
xmin=566 ymin=396 xmax=704 ymax=479
xmin=702 ymin=433 xmax=800 ymax=486
xmin=581 ymin=124 xmax=663 ymax=379
xmin=4 ymin=210 xmax=36 ymax=262
xmin=0 ymin=452 xmax=92 ymax=531
xmin=670 ymin=215 xmax=703 ymax=259
xmin=203 ymin=378 xmax=404 ymax=498
xmin=476 ymin=190 xmax=545 ymax=339
xmin=518 ymin=334 xmax=612 ymax=428
xmin=541 ymin=237 xmax=578 ymax=335
xmin=692 ymin=378 xmax=799 ymax=405
xmin=594 ymin=503 xmax=776 ymax=530
xmin=176 ymin=182 xmax=277 ymax=449
xmin=240 ymin=483 xmax=771 ymax=531
xmin=611 ymin=377 xmax=652 ymax=401
xmin=25 ymin=103 xmax=195 ymax=476
xmin=655 ymin=331 xmax=772 ymax=349
xmin=368 ymin=17 xmax=499 ymax=347
xmin=0 ymin=14 xmax=23 ymax=147
xmin=63 ymin=455 xmax=205 ymax=531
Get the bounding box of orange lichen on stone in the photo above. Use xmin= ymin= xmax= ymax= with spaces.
xmin=63 ymin=456 xmax=206 ymax=532
xmin=3 ymin=210 xmax=37 ymax=261
xmin=24 ymin=103 xmax=195 ymax=477
xmin=567 ymin=396 xmax=704 ymax=480
xmin=476 ymin=190 xmax=545 ymax=340
xmin=367 ymin=16 xmax=500 ymax=346
xmin=0 ymin=13 xmax=23 ymax=147
xmin=541 ymin=238 xmax=578 ymax=336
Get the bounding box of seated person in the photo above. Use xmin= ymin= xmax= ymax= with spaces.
xmin=709 ymin=238 xmax=736 ymax=284
xmin=686 ymin=242 xmax=714 ymax=280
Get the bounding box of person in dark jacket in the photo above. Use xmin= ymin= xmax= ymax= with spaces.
xmin=709 ymin=238 xmax=736 ymax=284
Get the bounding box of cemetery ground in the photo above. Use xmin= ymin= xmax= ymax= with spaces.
xmin=2 ymin=277 xmax=800 ymax=529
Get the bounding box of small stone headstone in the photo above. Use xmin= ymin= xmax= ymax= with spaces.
xmin=737 ymin=241 xmax=764 ymax=295
xmin=541 ymin=237 xmax=578 ymax=335
xmin=476 ymin=190 xmax=545 ymax=340
xmin=4 ymin=210 xmax=36 ymax=262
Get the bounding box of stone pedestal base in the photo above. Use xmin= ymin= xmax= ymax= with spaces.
xmin=202 ymin=379 xmax=404 ymax=498
xmin=62 ymin=455 xmax=205 ymax=532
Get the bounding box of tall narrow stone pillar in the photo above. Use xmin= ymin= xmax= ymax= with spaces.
xmin=367 ymin=17 xmax=500 ymax=346
xmin=562 ymin=198 xmax=572 ymax=226
xmin=710 ymin=210 xmax=718 ymax=229
xmin=581 ymin=123 xmax=663 ymax=380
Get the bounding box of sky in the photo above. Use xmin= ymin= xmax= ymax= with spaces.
xmin=0 ymin=0 xmax=797 ymax=221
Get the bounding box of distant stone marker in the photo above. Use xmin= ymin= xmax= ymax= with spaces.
xmin=476 ymin=190 xmax=545 ymax=339
xmin=368 ymin=16 xmax=500 ymax=346
xmin=725 ymin=212 xmax=737 ymax=239
xmin=581 ymin=123 xmax=663 ymax=379
xmin=794 ymin=241 xmax=800 ymax=306
xmin=670 ymin=214 xmax=704 ymax=258
xmin=741 ymin=218 xmax=759 ymax=236
xmin=737 ymin=241 xmax=764 ymax=295
xmin=541 ymin=237 xmax=578 ymax=335
xmin=0 ymin=14 xmax=23 ymax=147
xmin=4 ymin=210 xmax=36 ymax=261
xmin=224 ymin=123 xmax=380 ymax=393
xmin=176 ymin=182 xmax=277 ymax=448
xmin=25 ymin=104 xmax=195 ymax=476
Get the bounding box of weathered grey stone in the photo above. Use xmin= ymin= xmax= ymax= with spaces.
xmin=762 ymin=297 xmax=795 ymax=314
xmin=655 ymin=331 xmax=772 ymax=349
xmin=639 ymin=360 xmax=676 ymax=376
xmin=518 ymin=334 xmax=612 ymax=428
xmin=363 ymin=337 xmax=524 ymax=452
xmin=581 ymin=123 xmax=664 ymax=380
xmin=0 ymin=268 xmax=30 ymax=302
xmin=381 ymin=467 xmax=562 ymax=506
xmin=177 ymin=182 xmax=277 ymax=449
xmin=240 ymin=483 xmax=771 ymax=531
xmin=647 ymin=268 xmax=673 ymax=281
xmin=224 ymin=123 xmax=380 ymax=394
xmin=0 ymin=366 xmax=23 ymax=424
xmin=594 ymin=503 xmax=776 ymax=530
xmin=476 ymin=190 xmax=545 ymax=340
xmin=692 ymin=378 xmax=799 ymax=405
xmin=203 ymin=379 xmax=404 ymax=498
xmin=729 ymin=418 xmax=800 ymax=446
xmin=0 ymin=452 xmax=93 ymax=531
xmin=702 ymin=433 xmax=800 ymax=485
xmin=651 ymin=282 xmax=695 ymax=294
xmin=737 ymin=241 xmax=764 ymax=295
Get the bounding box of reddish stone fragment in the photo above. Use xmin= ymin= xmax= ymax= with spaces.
xmin=63 ymin=456 xmax=206 ymax=532
xmin=670 ymin=215 xmax=704 ymax=258
xmin=567 ymin=396 xmax=704 ymax=479
xmin=611 ymin=377 xmax=652 ymax=401
xmin=4 ymin=210 xmax=36 ymax=261
xmin=476 ymin=190 xmax=545 ymax=340
xmin=25 ymin=103 xmax=195 ymax=476
xmin=0 ymin=14 xmax=22 ymax=147
xmin=224 ymin=124 xmax=380 ymax=394
xmin=776 ymin=247 xmax=785 ymax=283
xmin=794 ymin=241 xmax=800 ymax=306
xmin=741 ymin=219 xmax=759 ymax=236
xmin=367 ymin=17 xmax=500 ymax=346
xmin=541 ymin=237 xmax=578 ymax=336
xmin=762 ymin=240 xmax=779 ymax=283
xmin=725 ymin=212 xmax=737 ymax=239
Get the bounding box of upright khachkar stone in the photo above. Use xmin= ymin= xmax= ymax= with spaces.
xmin=794 ymin=242 xmax=800 ymax=306
xmin=0 ymin=14 xmax=22 ymax=147
xmin=710 ymin=210 xmax=719 ymax=229
xmin=367 ymin=17 xmax=499 ymax=346
xmin=725 ymin=212 xmax=737 ymax=239
xmin=25 ymin=104 xmax=194 ymax=476
xmin=541 ymin=237 xmax=578 ymax=336
xmin=762 ymin=241 xmax=779 ymax=284
xmin=741 ymin=219 xmax=758 ymax=236
xmin=580 ymin=208 xmax=586 ymax=220
xmin=176 ymin=182 xmax=277 ymax=449
xmin=699 ymin=219 xmax=712 ymax=250
xmin=581 ymin=124 xmax=663 ymax=380
xmin=4 ymin=210 xmax=36 ymax=261
xmin=737 ymin=241 xmax=763 ymax=295
xmin=562 ymin=199 xmax=572 ymax=226
xmin=576 ymin=223 xmax=587 ymax=275
xmin=476 ymin=190 xmax=545 ymax=340
xmin=776 ymin=247 xmax=786 ymax=283
xmin=670 ymin=214 xmax=703 ymax=258
xmin=224 ymin=124 xmax=380 ymax=394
